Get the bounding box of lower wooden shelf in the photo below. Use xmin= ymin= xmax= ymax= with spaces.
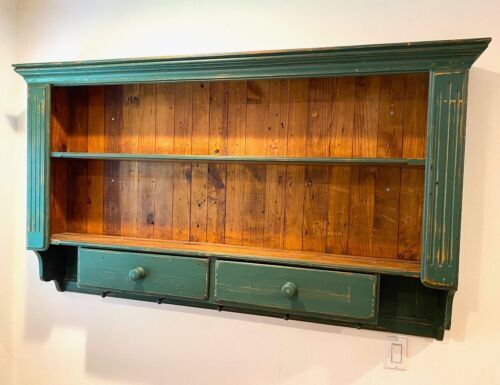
xmin=51 ymin=232 xmax=421 ymax=276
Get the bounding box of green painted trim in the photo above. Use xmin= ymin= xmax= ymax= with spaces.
xmin=51 ymin=151 xmax=425 ymax=166
xmin=421 ymin=71 xmax=468 ymax=290
xmin=27 ymin=84 xmax=50 ymax=250
xmin=49 ymin=239 xmax=420 ymax=277
xmin=13 ymin=38 xmax=490 ymax=85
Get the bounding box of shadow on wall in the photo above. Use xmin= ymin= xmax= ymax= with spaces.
xmin=5 ymin=114 xmax=21 ymax=132
xmin=19 ymin=264 xmax=433 ymax=385
xmin=448 ymin=67 xmax=499 ymax=342
xmin=19 ymin=69 xmax=500 ymax=384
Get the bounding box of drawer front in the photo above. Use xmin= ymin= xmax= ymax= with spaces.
xmin=214 ymin=261 xmax=378 ymax=321
xmin=78 ymin=248 xmax=209 ymax=300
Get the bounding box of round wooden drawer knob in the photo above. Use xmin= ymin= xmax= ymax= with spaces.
xmin=281 ymin=282 xmax=297 ymax=298
xmin=128 ymin=267 xmax=146 ymax=281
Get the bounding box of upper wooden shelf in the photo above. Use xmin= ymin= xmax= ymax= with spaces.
xmin=50 ymin=152 xmax=426 ymax=166
xmin=51 ymin=232 xmax=421 ymax=277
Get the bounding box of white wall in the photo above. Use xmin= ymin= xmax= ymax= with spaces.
xmin=5 ymin=1 xmax=500 ymax=384
xmin=0 ymin=0 xmax=20 ymax=384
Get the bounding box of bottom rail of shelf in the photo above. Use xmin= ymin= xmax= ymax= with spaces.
xmin=58 ymin=279 xmax=444 ymax=340
xmin=50 ymin=232 xmax=421 ymax=276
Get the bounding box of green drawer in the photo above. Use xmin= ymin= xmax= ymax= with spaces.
xmin=214 ymin=261 xmax=378 ymax=321
xmin=78 ymin=248 xmax=209 ymax=300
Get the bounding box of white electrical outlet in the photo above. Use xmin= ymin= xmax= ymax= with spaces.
xmin=385 ymin=336 xmax=407 ymax=370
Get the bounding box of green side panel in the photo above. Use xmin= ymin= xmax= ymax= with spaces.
xmin=78 ymin=248 xmax=209 ymax=300
xmin=422 ymin=71 xmax=469 ymax=290
xmin=27 ymin=84 xmax=50 ymax=250
xmin=214 ymin=261 xmax=378 ymax=322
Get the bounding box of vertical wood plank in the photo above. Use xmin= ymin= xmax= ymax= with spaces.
xmin=104 ymin=86 xmax=123 ymax=153
xmin=119 ymin=85 xmax=140 ymax=237
xmin=88 ymin=86 xmax=105 ymax=153
xmin=172 ymin=83 xmax=192 ymax=241
xmin=353 ymin=76 xmax=380 ymax=157
xmin=401 ymin=74 xmax=428 ymax=159
xmin=398 ymin=73 xmax=428 ymax=260
xmin=121 ymin=85 xmax=140 ymax=152
xmin=347 ymin=166 xmax=376 ymax=256
xmin=377 ymin=75 xmax=405 ymax=157
xmin=70 ymin=87 xmax=89 ymax=152
xmin=136 ymin=84 xmax=157 ymax=238
xmin=348 ymin=76 xmax=380 ymax=256
xmin=155 ymin=83 xmax=176 ymax=154
xmin=190 ymin=82 xmax=210 ymax=242
xmin=372 ymin=166 xmax=401 ymax=258
xmin=242 ymin=80 xmax=269 ymax=247
xmin=153 ymin=84 xmax=175 ymax=239
xmin=326 ymin=77 xmax=355 ymax=254
xmin=86 ymin=160 xmax=104 ymax=235
xmin=302 ymin=78 xmax=332 ymax=252
xmin=283 ymin=79 xmax=308 ymax=251
xmin=67 ymin=161 xmax=88 ymax=233
xmin=67 ymin=88 xmax=88 ymax=233
xmin=207 ymin=81 xmax=228 ymax=244
xmin=50 ymin=159 xmax=67 ymax=234
xmin=137 ymin=84 xmax=157 ymax=154
xmin=264 ymin=79 xmax=289 ymax=249
xmin=87 ymin=86 xmax=105 ymax=234
xmin=50 ymin=87 xmax=70 ymax=234
xmin=398 ymin=167 xmax=424 ymax=260
xmin=372 ymin=75 xmax=405 ymax=258
xmin=118 ymin=161 xmax=138 ymax=237
xmin=225 ymin=81 xmax=247 ymax=245
xmin=50 ymin=87 xmax=70 ymax=152
xmin=103 ymin=86 xmax=123 ymax=235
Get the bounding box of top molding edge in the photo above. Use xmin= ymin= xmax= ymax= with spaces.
xmin=13 ymin=37 xmax=491 ymax=85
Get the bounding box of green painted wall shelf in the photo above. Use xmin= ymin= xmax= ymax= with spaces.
xmin=14 ymin=37 xmax=491 ymax=340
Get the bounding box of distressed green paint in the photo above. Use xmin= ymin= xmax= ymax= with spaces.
xmin=78 ymin=248 xmax=209 ymax=300
xmin=27 ymin=84 xmax=50 ymax=250
xmin=51 ymin=151 xmax=425 ymax=166
xmin=13 ymin=38 xmax=490 ymax=85
xmin=214 ymin=261 xmax=378 ymax=322
xmin=421 ymin=71 xmax=468 ymax=290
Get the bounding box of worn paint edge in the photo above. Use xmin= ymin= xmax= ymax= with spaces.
xmin=13 ymin=38 xmax=490 ymax=85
